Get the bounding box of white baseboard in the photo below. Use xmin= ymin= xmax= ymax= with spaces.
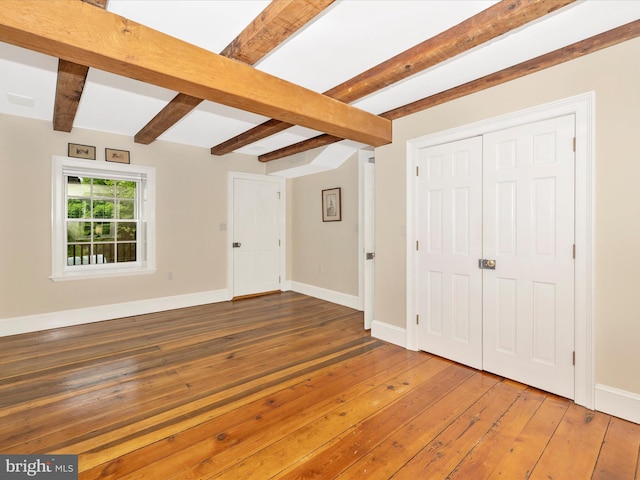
xmin=288 ymin=281 xmax=361 ymax=310
xmin=371 ymin=320 xmax=407 ymax=348
xmin=595 ymin=384 xmax=640 ymax=425
xmin=0 ymin=289 xmax=230 ymax=337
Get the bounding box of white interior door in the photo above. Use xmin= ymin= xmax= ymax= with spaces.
xmin=231 ymin=175 xmax=281 ymax=298
xmin=417 ymin=137 xmax=483 ymax=369
xmin=482 ymin=115 xmax=575 ymax=399
xmin=416 ymin=115 xmax=576 ymax=398
xmin=363 ymin=155 xmax=375 ymax=329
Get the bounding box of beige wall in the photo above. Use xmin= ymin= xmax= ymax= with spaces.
xmin=375 ymin=37 xmax=640 ymax=395
xmin=0 ymin=114 xmax=263 ymax=318
xmin=288 ymin=153 xmax=359 ymax=296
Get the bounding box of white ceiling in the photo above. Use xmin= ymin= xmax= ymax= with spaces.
xmin=0 ymin=0 xmax=639 ymax=157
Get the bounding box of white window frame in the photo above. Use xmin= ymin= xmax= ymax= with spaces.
xmin=51 ymin=155 xmax=156 ymax=281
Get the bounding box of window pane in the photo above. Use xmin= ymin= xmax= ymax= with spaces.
xmin=67 ymin=221 xmax=91 ymax=242
xmin=92 ymin=178 xmax=115 ymax=198
xmin=117 ymin=243 xmax=137 ymax=263
xmin=68 ymin=198 xmax=91 ymax=219
xmin=67 ymin=177 xmax=91 ymax=197
xmin=67 ymin=244 xmax=91 ymax=265
xmin=93 ymin=200 xmax=115 ymax=219
xmin=117 ymin=199 xmax=135 ymax=219
xmin=93 ymin=244 xmax=114 ymax=264
xmin=117 ymin=222 xmax=137 ymax=241
xmin=94 ymin=222 xmax=115 ymax=241
xmin=116 ymin=180 xmax=136 ymax=199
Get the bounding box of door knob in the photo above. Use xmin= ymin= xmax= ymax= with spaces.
xmin=232 ymin=242 xmax=241 ymax=248
xmin=478 ymin=259 xmax=496 ymax=269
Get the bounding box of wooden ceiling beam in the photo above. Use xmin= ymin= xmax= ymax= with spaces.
xmin=259 ymin=134 xmax=341 ymax=163
xmin=220 ymin=0 xmax=335 ymax=65
xmin=212 ymin=0 xmax=576 ymax=156
xmin=324 ymin=0 xmax=575 ymax=103
xmin=134 ymin=93 xmax=204 ymax=144
xmin=53 ymin=60 xmax=90 ymax=133
xmin=82 ymin=0 xmax=108 ymax=7
xmin=0 ymin=0 xmax=389 ymax=147
xmin=258 ymin=20 xmax=640 ymax=162
xmin=211 ymin=120 xmax=293 ymax=156
xmin=382 ymin=19 xmax=640 ymax=121
xmin=134 ymin=0 xmax=336 ymax=145
xmin=52 ymin=0 xmax=107 ymax=132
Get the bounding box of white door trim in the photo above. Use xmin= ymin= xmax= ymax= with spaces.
xmin=405 ymin=92 xmax=595 ymax=408
xmin=359 ymin=148 xmax=375 ymax=328
xmin=227 ymin=171 xmax=286 ymax=299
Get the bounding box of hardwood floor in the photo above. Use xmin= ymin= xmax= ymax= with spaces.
xmin=0 ymin=292 xmax=638 ymax=479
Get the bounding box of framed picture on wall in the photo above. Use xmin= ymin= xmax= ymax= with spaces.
xmin=322 ymin=187 xmax=341 ymax=222
xmin=68 ymin=143 xmax=96 ymax=160
xmin=105 ymin=148 xmax=130 ymax=164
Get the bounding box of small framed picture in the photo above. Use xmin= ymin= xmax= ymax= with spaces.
xmin=68 ymin=143 xmax=96 ymax=160
xmin=322 ymin=187 xmax=342 ymax=222
xmin=105 ymin=148 xmax=130 ymax=164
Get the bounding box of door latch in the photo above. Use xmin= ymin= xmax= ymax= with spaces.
xmin=478 ymin=259 xmax=496 ymax=270
xmin=232 ymin=242 xmax=242 ymax=248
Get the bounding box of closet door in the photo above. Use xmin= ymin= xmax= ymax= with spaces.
xmin=482 ymin=115 xmax=575 ymax=399
xmin=417 ymin=137 xmax=483 ymax=369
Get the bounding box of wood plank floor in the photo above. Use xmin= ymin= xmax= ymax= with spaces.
xmin=0 ymin=292 xmax=638 ymax=479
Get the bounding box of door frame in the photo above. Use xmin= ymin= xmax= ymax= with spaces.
xmin=227 ymin=171 xmax=286 ymax=299
xmin=358 ymin=148 xmax=375 ymax=329
xmin=405 ymin=92 xmax=595 ymax=408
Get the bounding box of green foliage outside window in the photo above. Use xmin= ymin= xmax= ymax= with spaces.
xmin=66 ymin=177 xmax=138 ymax=264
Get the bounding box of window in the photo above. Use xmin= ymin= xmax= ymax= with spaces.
xmin=51 ymin=156 xmax=156 ymax=281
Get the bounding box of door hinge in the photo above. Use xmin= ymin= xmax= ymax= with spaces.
xmin=416 ymin=240 xmax=419 ymax=251
xmin=416 ymin=166 xmax=419 ymax=176
xmin=279 ymin=239 xmax=281 ymax=247
xmin=572 ymin=351 xmax=576 ymax=366
xmin=572 ymin=244 xmax=576 ymax=259
xmin=416 ymin=314 xmax=420 ymax=325
xmin=573 ymin=137 xmax=576 ymax=152
xmin=368 ymin=156 xmax=375 ymax=164
xmin=277 ymin=191 xmax=281 ymax=200
xmin=279 ymin=276 xmax=281 ymax=284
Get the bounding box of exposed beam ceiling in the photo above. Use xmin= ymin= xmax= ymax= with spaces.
xmin=0 ymin=0 xmax=391 ymax=147
xmin=259 ymin=19 xmax=640 ymax=163
xmin=0 ymin=1 xmax=638 ymax=162
xmin=134 ymin=0 xmax=336 ymax=145
xmin=210 ymin=0 xmax=575 ymax=156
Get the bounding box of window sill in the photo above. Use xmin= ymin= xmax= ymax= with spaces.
xmin=50 ymin=267 xmax=157 ymax=282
